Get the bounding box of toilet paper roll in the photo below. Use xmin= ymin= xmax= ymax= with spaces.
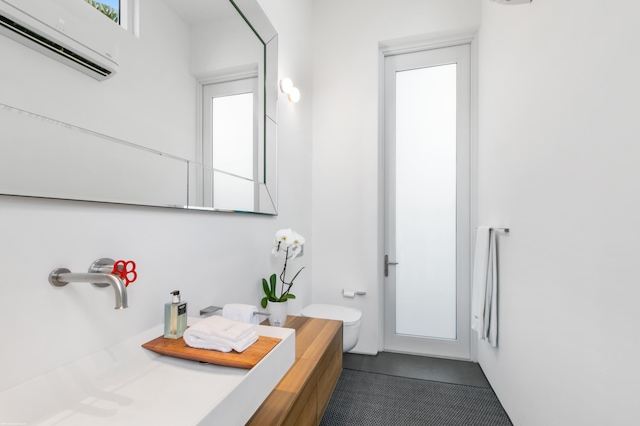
xmin=342 ymin=290 xmax=356 ymax=298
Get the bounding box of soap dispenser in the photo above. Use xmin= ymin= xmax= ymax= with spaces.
xmin=164 ymin=290 xmax=187 ymax=339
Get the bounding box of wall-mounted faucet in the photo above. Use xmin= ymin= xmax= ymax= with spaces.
xmin=48 ymin=258 xmax=134 ymax=309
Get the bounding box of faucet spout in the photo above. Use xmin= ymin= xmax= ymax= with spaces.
xmin=49 ymin=269 xmax=129 ymax=309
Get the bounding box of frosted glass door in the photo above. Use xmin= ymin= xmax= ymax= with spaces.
xmin=384 ymin=44 xmax=471 ymax=359
xmin=395 ymin=64 xmax=457 ymax=339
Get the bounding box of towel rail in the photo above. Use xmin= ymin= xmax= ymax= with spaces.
xmin=476 ymin=227 xmax=510 ymax=233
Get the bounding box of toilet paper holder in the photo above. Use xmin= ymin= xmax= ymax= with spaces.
xmin=342 ymin=289 xmax=366 ymax=298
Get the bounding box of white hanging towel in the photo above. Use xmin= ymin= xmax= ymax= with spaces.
xmin=471 ymin=226 xmax=498 ymax=347
xmin=487 ymin=230 xmax=498 ymax=347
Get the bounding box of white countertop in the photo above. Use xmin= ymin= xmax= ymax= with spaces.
xmin=0 ymin=318 xmax=295 ymax=425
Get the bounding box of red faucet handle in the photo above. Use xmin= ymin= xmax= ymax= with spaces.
xmin=111 ymin=260 xmax=137 ymax=287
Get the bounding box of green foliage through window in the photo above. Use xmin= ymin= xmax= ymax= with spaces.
xmin=84 ymin=0 xmax=119 ymax=24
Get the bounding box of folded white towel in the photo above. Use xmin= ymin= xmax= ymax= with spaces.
xmin=471 ymin=227 xmax=491 ymax=335
xmin=184 ymin=331 xmax=258 ymax=353
xmin=223 ymin=303 xmax=259 ymax=324
xmin=183 ymin=316 xmax=258 ymax=353
xmin=187 ymin=315 xmax=254 ymax=341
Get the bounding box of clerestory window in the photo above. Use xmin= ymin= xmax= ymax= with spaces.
xmin=83 ymin=0 xmax=137 ymax=34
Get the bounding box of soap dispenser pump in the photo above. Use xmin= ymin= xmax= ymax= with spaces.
xmin=164 ymin=290 xmax=187 ymax=339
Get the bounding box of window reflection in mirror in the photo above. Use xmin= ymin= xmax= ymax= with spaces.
xmin=83 ymin=0 xmax=136 ymax=34
xmin=84 ymin=0 xmax=120 ymax=23
xmin=211 ymin=92 xmax=254 ymax=179
xmin=202 ymin=77 xmax=260 ymax=211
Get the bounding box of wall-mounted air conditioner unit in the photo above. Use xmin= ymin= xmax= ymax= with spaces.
xmin=0 ymin=0 xmax=119 ymax=81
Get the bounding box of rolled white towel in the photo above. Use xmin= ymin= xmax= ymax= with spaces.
xmin=183 ymin=316 xmax=258 ymax=353
xmin=223 ymin=303 xmax=259 ymax=324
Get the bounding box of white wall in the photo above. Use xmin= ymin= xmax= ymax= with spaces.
xmin=477 ymin=1 xmax=640 ymax=425
xmin=0 ymin=0 xmax=313 ymax=395
xmin=190 ymin=6 xmax=262 ymax=76
xmin=311 ymin=0 xmax=480 ymax=354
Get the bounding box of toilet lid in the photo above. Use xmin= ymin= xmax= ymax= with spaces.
xmin=301 ymin=304 xmax=362 ymax=326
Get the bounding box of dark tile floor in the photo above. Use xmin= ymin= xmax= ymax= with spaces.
xmin=343 ymin=351 xmax=491 ymax=388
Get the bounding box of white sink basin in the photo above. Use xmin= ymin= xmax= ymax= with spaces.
xmin=0 ymin=318 xmax=295 ymax=425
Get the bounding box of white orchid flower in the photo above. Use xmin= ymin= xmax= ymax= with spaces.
xmin=272 ymin=229 xmax=294 ymax=257
xmin=262 ymin=228 xmax=306 ymax=308
xmin=288 ymin=232 xmax=306 ymax=259
xmin=291 ymin=232 xmax=305 ymax=246
xmin=275 ymin=228 xmax=294 ymax=244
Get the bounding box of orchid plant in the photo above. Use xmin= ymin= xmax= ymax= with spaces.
xmin=261 ymin=229 xmax=305 ymax=308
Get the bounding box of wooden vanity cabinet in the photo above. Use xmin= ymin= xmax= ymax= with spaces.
xmin=247 ymin=316 xmax=343 ymax=426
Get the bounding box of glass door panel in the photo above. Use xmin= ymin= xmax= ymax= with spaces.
xmin=395 ymin=64 xmax=457 ymax=340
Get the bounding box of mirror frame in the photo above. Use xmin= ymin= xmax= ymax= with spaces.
xmin=223 ymin=0 xmax=279 ymax=215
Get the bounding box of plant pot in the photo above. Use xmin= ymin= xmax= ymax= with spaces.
xmin=268 ymin=300 xmax=288 ymax=327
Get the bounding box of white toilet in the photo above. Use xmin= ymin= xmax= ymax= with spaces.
xmin=300 ymin=304 xmax=362 ymax=352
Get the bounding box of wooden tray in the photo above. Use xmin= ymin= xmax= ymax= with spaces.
xmin=142 ymin=335 xmax=282 ymax=369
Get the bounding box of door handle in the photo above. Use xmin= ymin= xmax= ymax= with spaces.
xmin=384 ymin=254 xmax=399 ymax=277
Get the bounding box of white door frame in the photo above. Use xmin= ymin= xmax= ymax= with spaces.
xmin=378 ymin=30 xmax=478 ymax=360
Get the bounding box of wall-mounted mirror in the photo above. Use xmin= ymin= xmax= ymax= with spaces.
xmin=0 ymin=0 xmax=278 ymax=214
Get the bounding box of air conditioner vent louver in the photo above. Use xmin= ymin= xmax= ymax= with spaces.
xmin=0 ymin=14 xmax=112 ymax=78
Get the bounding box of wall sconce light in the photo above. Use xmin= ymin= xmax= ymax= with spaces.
xmin=280 ymin=77 xmax=300 ymax=103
